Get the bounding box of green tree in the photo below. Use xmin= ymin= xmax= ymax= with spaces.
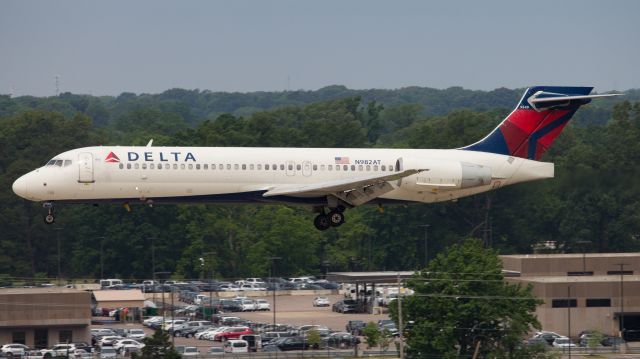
xmin=362 ymin=321 xmax=381 ymax=348
xmin=306 ymin=328 xmax=321 ymax=349
xmin=392 ymin=239 xmax=543 ymax=359
xmin=133 ymin=329 xmax=180 ymax=359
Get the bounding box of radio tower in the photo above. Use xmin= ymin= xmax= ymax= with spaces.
xmin=55 ymin=75 xmax=60 ymax=96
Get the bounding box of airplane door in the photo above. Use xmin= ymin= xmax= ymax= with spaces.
xmin=302 ymin=161 xmax=312 ymax=177
xmin=78 ymin=152 xmax=95 ymax=183
xmin=286 ymin=161 xmax=296 ymax=176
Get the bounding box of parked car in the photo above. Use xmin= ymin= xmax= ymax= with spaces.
xmin=1 ymin=344 xmax=30 ymax=357
xmin=224 ymin=340 xmax=249 ymax=353
xmin=313 ymin=296 xmax=330 ymax=307
xmin=127 ymin=329 xmax=146 ymax=340
xmin=41 ymin=344 xmax=81 ymax=358
xmin=552 ymin=337 xmax=577 ymax=348
xmin=322 ymin=332 xmax=360 ymax=349
xmin=332 ymin=299 xmax=358 ymax=313
xmin=255 ymin=299 xmax=271 ymax=311
xmin=181 ymin=347 xmax=199 ymax=357
xmin=239 ymin=299 xmax=257 ymax=311
xmin=113 ymin=339 xmax=145 ymax=353
xmin=601 ymin=336 xmax=625 ymax=347
xmin=207 ymin=347 xmax=225 ymax=356
xmin=263 ymin=336 xmax=316 ymax=351
xmin=215 ymin=326 xmax=253 ymax=341
xmin=98 ymin=347 xmax=116 ymax=359
xmin=533 ymin=331 xmax=566 ymax=345
xmin=240 ymin=334 xmax=262 ymax=352
xmin=261 ymin=331 xmax=296 ymax=344
xmin=346 ymin=320 xmax=365 ymax=335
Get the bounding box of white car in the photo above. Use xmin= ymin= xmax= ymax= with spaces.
xmin=99 ymin=347 xmax=117 ymax=359
xmin=113 ymin=339 xmax=145 ymax=352
xmin=1 ymin=344 xmax=30 ymax=357
xmin=239 ymin=299 xmax=257 ymax=311
xmin=552 ymin=337 xmax=577 ymax=348
xmin=143 ymin=316 xmax=163 ymax=327
xmin=218 ymin=283 xmax=240 ymax=291
xmin=127 ymin=329 xmax=146 ymax=340
xmin=198 ymin=327 xmax=229 ymax=341
xmin=313 ymin=296 xmax=330 ymax=307
xmin=98 ymin=336 xmax=124 ymax=347
xmin=182 ymin=347 xmax=199 ymax=357
xmin=255 ymin=299 xmax=271 ymax=311
xmin=240 ymin=283 xmax=266 ymax=291
xmin=224 ymin=340 xmax=248 ymax=353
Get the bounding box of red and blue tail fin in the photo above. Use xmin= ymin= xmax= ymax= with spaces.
xmin=462 ymin=86 xmax=617 ymax=160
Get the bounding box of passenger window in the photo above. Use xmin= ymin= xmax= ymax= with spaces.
xmin=188 ymin=164 xmax=193 ymax=170
xmin=181 ymin=164 xmax=185 ymax=170
xmin=219 ymin=164 xmax=223 ymax=170
xmin=196 ymin=164 xmax=200 ymax=170
xmin=119 ymin=163 xmax=124 ymax=169
xmin=127 ymin=163 xmax=132 ymax=169
xmin=64 ymin=160 xmax=72 ymax=167
xmin=313 ymin=165 xmax=318 ymax=171
xmin=280 ymin=164 xmax=285 ymax=170
xmin=250 ymin=164 xmax=254 ymax=170
xmin=150 ymin=164 xmax=155 ymax=169
xmin=320 ymin=165 xmax=325 ymax=171
xmin=351 ymin=165 xmax=356 ymax=171
xmin=366 ymin=165 xmax=371 ymax=171
xmin=296 ymin=164 xmax=301 ymax=171
xmin=265 ymin=164 xmax=269 ymax=170
xmin=135 ymin=163 xmax=140 ymax=169
xmin=381 ymin=165 xmax=386 ymax=171
xmin=374 ymin=165 xmax=379 ymax=171
xmin=358 ymin=165 xmax=363 ymax=171
xmin=336 ymin=165 xmax=340 ymax=171
xmin=390 ymin=166 xmax=394 ymax=172
xmin=204 ymin=164 xmax=208 ymax=170
xmin=234 ymin=164 xmax=239 ymax=170
xmin=227 ymin=164 xmax=231 ymax=170
xmin=343 ymin=165 xmax=348 ymax=171
xmin=242 ymin=164 xmax=246 ymax=170
xmin=142 ymin=163 xmax=147 ymax=169
xmin=212 ymin=164 xmax=216 ymax=170
xmin=288 ymin=164 xmax=293 ymax=170
xmin=173 ymin=164 xmax=177 ymax=169
xmin=257 ymin=164 xmax=261 ymax=170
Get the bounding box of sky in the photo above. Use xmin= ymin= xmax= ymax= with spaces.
xmin=1 ymin=0 xmax=638 ymax=97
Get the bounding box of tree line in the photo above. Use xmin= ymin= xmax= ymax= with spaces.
xmin=0 ymin=86 xmax=639 ymax=284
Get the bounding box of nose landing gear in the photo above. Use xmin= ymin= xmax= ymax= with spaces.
xmin=43 ymin=202 xmax=55 ymax=224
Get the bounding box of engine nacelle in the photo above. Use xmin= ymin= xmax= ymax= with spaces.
xmin=396 ymin=157 xmax=492 ymax=190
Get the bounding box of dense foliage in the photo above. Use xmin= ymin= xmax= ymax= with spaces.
xmin=392 ymin=240 xmax=543 ymax=358
xmin=0 ymin=85 xmax=639 ymax=283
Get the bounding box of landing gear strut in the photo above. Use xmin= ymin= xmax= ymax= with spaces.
xmin=313 ymin=207 xmax=346 ymax=231
xmin=43 ymin=202 xmax=55 ymax=225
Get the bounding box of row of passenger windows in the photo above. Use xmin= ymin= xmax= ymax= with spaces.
xmin=117 ymin=162 xmax=396 ymax=172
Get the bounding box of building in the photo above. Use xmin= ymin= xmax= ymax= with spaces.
xmin=0 ymin=288 xmax=91 ymax=348
xmin=501 ymin=253 xmax=640 ymax=339
xmin=92 ymin=289 xmax=146 ymax=321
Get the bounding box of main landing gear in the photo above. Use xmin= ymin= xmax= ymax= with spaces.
xmin=313 ymin=207 xmax=346 ymax=231
xmin=43 ymin=202 xmax=55 ymax=224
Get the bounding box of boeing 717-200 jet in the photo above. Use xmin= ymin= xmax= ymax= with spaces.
xmin=12 ymin=86 xmax=619 ymax=230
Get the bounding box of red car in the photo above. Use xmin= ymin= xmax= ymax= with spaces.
xmin=215 ymin=327 xmax=253 ymax=341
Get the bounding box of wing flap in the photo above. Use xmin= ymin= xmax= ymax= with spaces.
xmin=262 ymin=169 xmax=421 ymax=201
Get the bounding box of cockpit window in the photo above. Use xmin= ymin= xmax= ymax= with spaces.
xmin=46 ymin=160 xmax=56 ymax=166
xmin=64 ymin=160 xmax=72 ymax=167
xmin=55 ymin=160 xmax=64 ymax=167
xmin=45 ymin=158 xmax=72 ymax=167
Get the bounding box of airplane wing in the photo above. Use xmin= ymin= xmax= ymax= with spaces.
xmin=262 ymin=169 xmax=421 ymax=206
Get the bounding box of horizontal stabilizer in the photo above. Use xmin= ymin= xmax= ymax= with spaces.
xmin=529 ymin=93 xmax=622 ymax=103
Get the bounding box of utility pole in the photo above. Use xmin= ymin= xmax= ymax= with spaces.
xmin=397 ymin=273 xmax=404 ymax=359
xmin=269 ymin=257 xmax=281 ymax=327
xmin=567 ymin=285 xmax=572 ymax=359
xmin=203 ymin=252 xmax=215 ymax=320
xmin=575 ymin=240 xmax=591 ymax=275
xmin=55 ymin=227 xmax=64 ymax=284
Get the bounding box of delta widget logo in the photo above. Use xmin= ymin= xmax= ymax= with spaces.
xmin=105 ymin=152 xmax=121 ymax=163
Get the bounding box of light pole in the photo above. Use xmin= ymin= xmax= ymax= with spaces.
xmin=268 ymin=256 xmax=281 ymax=327
xmin=616 ymin=263 xmax=629 ymax=341
xmin=93 ymin=236 xmax=106 ymax=279
xmin=418 ymin=224 xmax=430 ymax=267
xmin=575 ymin=240 xmax=591 ymax=275
xmin=567 ymin=285 xmax=572 ymax=359
xmin=203 ymin=251 xmax=215 ymax=320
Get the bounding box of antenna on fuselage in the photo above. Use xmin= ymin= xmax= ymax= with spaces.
xmin=146 ymin=139 xmax=153 ymax=147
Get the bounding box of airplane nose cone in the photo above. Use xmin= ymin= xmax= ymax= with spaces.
xmin=12 ymin=175 xmax=28 ymax=199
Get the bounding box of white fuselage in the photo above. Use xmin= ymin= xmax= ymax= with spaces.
xmin=12 ymin=146 xmax=554 ymax=206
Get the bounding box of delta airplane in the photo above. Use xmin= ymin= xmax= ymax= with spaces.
xmin=12 ymin=86 xmax=619 ymax=230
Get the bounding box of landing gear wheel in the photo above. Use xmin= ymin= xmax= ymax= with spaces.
xmin=44 ymin=214 xmax=55 ymax=224
xmin=314 ymin=214 xmax=331 ymax=231
xmin=328 ymin=210 xmax=345 ymax=227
